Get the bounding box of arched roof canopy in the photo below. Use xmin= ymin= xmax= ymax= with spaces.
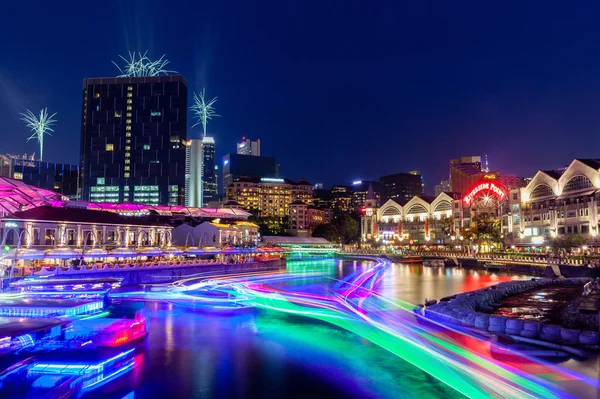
xmin=376 ymin=199 xmax=403 ymax=219
xmin=557 ymin=159 xmax=600 ymax=195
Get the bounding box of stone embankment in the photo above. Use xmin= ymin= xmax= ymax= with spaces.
xmin=424 ymin=278 xmax=600 ymax=347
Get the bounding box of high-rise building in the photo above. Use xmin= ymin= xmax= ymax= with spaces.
xmin=0 ymin=154 xmax=79 ymax=198
xmin=222 ymin=153 xmax=278 ymax=188
xmin=80 ymin=75 xmax=188 ymax=205
xmin=225 ymin=177 xmax=312 ymax=218
xmin=449 ymin=156 xmax=489 ymax=195
xmin=379 ymin=171 xmax=424 ymax=204
xmin=351 ymin=180 xmax=386 ymax=210
xmin=329 ymin=185 xmax=353 ymax=215
xmin=237 ymin=137 xmax=260 ymax=156
xmin=434 ymin=180 xmax=450 ymax=197
xmin=201 ymin=136 xmax=217 ymax=204
xmin=185 ymin=139 xmax=202 ymax=207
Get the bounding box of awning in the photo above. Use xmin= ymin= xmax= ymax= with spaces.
xmin=555 ymin=189 xmax=596 ymax=200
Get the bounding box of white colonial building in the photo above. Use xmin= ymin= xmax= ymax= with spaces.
xmin=362 ymin=188 xmax=464 ymax=245
xmin=502 ymin=158 xmax=600 ymax=246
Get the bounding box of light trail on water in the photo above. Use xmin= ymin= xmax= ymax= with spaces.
xmin=112 ymin=257 xmax=596 ymax=398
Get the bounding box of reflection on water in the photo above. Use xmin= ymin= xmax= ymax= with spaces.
xmin=94 ymin=259 xmax=530 ymax=398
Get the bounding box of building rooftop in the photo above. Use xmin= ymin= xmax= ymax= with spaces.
xmin=0 ymin=177 xmax=63 ymax=215
xmin=541 ymin=170 xmax=562 ymax=180
xmin=262 ymin=236 xmax=335 ymax=246
xmin=229 ymin=176 xmax=311 ymax=186
xmin=576 ymin=158 xmax=600 ymax=170
xmin=83 ymin=74 xmax=188 ymax=87
xmin=451 ymin=163 xmax=485 ymax=176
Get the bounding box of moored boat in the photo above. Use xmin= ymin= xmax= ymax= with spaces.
xmin=484 ymin=262 xmax=507 ymax=270
xmin=400 ymin=256 xmax=423 ymax=263
xmin=423 ymin=259 xmax=445 ymax=267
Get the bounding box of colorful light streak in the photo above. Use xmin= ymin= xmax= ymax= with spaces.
xmin=146 ymin=257 xmax=596 ymax=398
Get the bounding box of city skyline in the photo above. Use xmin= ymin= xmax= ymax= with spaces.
xmin=3 ymin=2 xmax=600 ymax=187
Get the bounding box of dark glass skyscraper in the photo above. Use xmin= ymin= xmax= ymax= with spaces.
xmin=201 ymin=137 xmax=217 ymax=204
xmin=222 ymin=153 xmax=278 ymax=188
xmin=379 ymin=171 xmax=424 ymax=203
xmin=80 ymin=75 xmax=188 ymax=205
xmin=0 ymin=154 xmax=79 ymax=198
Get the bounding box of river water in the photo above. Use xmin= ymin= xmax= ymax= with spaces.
xmin=85 ymin=259 xmax=536 ymax=399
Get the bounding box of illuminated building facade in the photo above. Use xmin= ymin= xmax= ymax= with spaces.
xmin=222 ymin=153 xmax=278 ymax=188
xmin=201 ymin=137 xmax=217 ymax=204
xmin=502 ymin=158 xmax=600 ymax=247
xmin=185 ymin=137 xmax=218 ymax=207
xmin=434 ymin=180 xmax=450 ymax=197
xmin=0 ymin=205 xmax=171 ymax=249
xmin=237 ymin=137 xmax=260 ymax=156
xmin=185 ymin=139 xmax=203 ymax=207
xmin=361 ymin=192 xmax=461 ymax=244
xmin=0 ymin=154 xmax=79 ymax=198
xmin=379 ymin=171 xmax=424 ymax=204
xmin=225 ymin=177 xmax=312 ymax=218
xmin=351 ymin=181 xmax=385 ymax=210
xmin=449 ymin=156 xmax=495 ymax=194
xmin=288 ymin=199 xmax=332 ymax=236
xmin=80 ymin=75 xmax=188 ymax=205
xmin=330 ymin=185 xmax=353 ymax=215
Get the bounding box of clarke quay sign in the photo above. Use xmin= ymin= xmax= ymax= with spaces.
xmin=463 ymin=181 xmax=507 ymax=205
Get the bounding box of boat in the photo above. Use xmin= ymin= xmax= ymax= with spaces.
xmin=423 ymin=259 xmax=445 ymax=267
xmin=0 ymin=347 xmax=138 ymax=398
xmin=399 ymin=256 xmax=423 ymax=263
xmin=485 ymin=262 xmax=507 ymax=270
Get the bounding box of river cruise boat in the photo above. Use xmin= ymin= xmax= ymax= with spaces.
xmin=423 ymin=259 xmax=445 ymax=267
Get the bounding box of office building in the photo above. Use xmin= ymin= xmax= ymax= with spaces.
xmin=201 ymin=136 xmax=217 ymax=204
xmin=222 ymin=153 xmax=278 ymax=188
xmin=237 ymin=137 xmax=260 ymax=156
xmin=0 ymin=154 xmax=79 ymax=198
xmin=330 ymin=185 xmax=353 ymax=215
xmin=449 ymin=156 xmax=494 ymax=195
xmin=225 ymin=177 xmax=312 ymax=218
xmin=351 ymin=181 xmax=385 ymax=210
xmin=80 ymin=75 xmax=188 ymax=205
xmin=185 ymin=137 xmax=218 ymax=207
xmin=434 ymin=180 xmax=450 ymax=197
xmin=185 ymin=139 xmax=202 ymax=207
xmin=379 ymin=171 xmax=424 ymax=204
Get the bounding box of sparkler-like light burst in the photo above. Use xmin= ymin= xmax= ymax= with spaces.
xmin=112 ymin=51 xmax=177 ymax=77
xmin=190 ymin=88 xmax=220 ymax=137
xmin=20 ymin=108 xmax=57 ymax=161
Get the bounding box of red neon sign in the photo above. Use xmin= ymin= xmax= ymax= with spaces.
xmin=463 ymin=181 xmax=507 ymax=205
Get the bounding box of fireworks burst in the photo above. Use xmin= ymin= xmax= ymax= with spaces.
xmin=20 ymin=108 xmax=57 ymax=161
xmin=112 ymin=51 xmax=177 ymax=77
xmin=190 ymin=88 xmax=220 ymax=137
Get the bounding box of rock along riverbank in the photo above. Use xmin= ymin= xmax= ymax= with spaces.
xmin=424 ymin=277 xmax=600 ymax=347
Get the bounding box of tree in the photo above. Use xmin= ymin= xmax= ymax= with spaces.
xmin=549 ymin=234 xmax=589 ymax=253
xmin=441 ymin=217 xmax=455 ymax=237
xmin=312 ymin=214 xmax=359 ymax=244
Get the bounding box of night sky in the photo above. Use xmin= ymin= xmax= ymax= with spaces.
xmin=2 ymin=1 xmax=600 ymax=192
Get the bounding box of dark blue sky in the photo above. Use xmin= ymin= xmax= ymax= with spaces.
xmin=2 ymin=1 xmax=600 ymax=192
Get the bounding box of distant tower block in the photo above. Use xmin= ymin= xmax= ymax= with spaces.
xmin=237 ymin=137 xmax=261 ymax=156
